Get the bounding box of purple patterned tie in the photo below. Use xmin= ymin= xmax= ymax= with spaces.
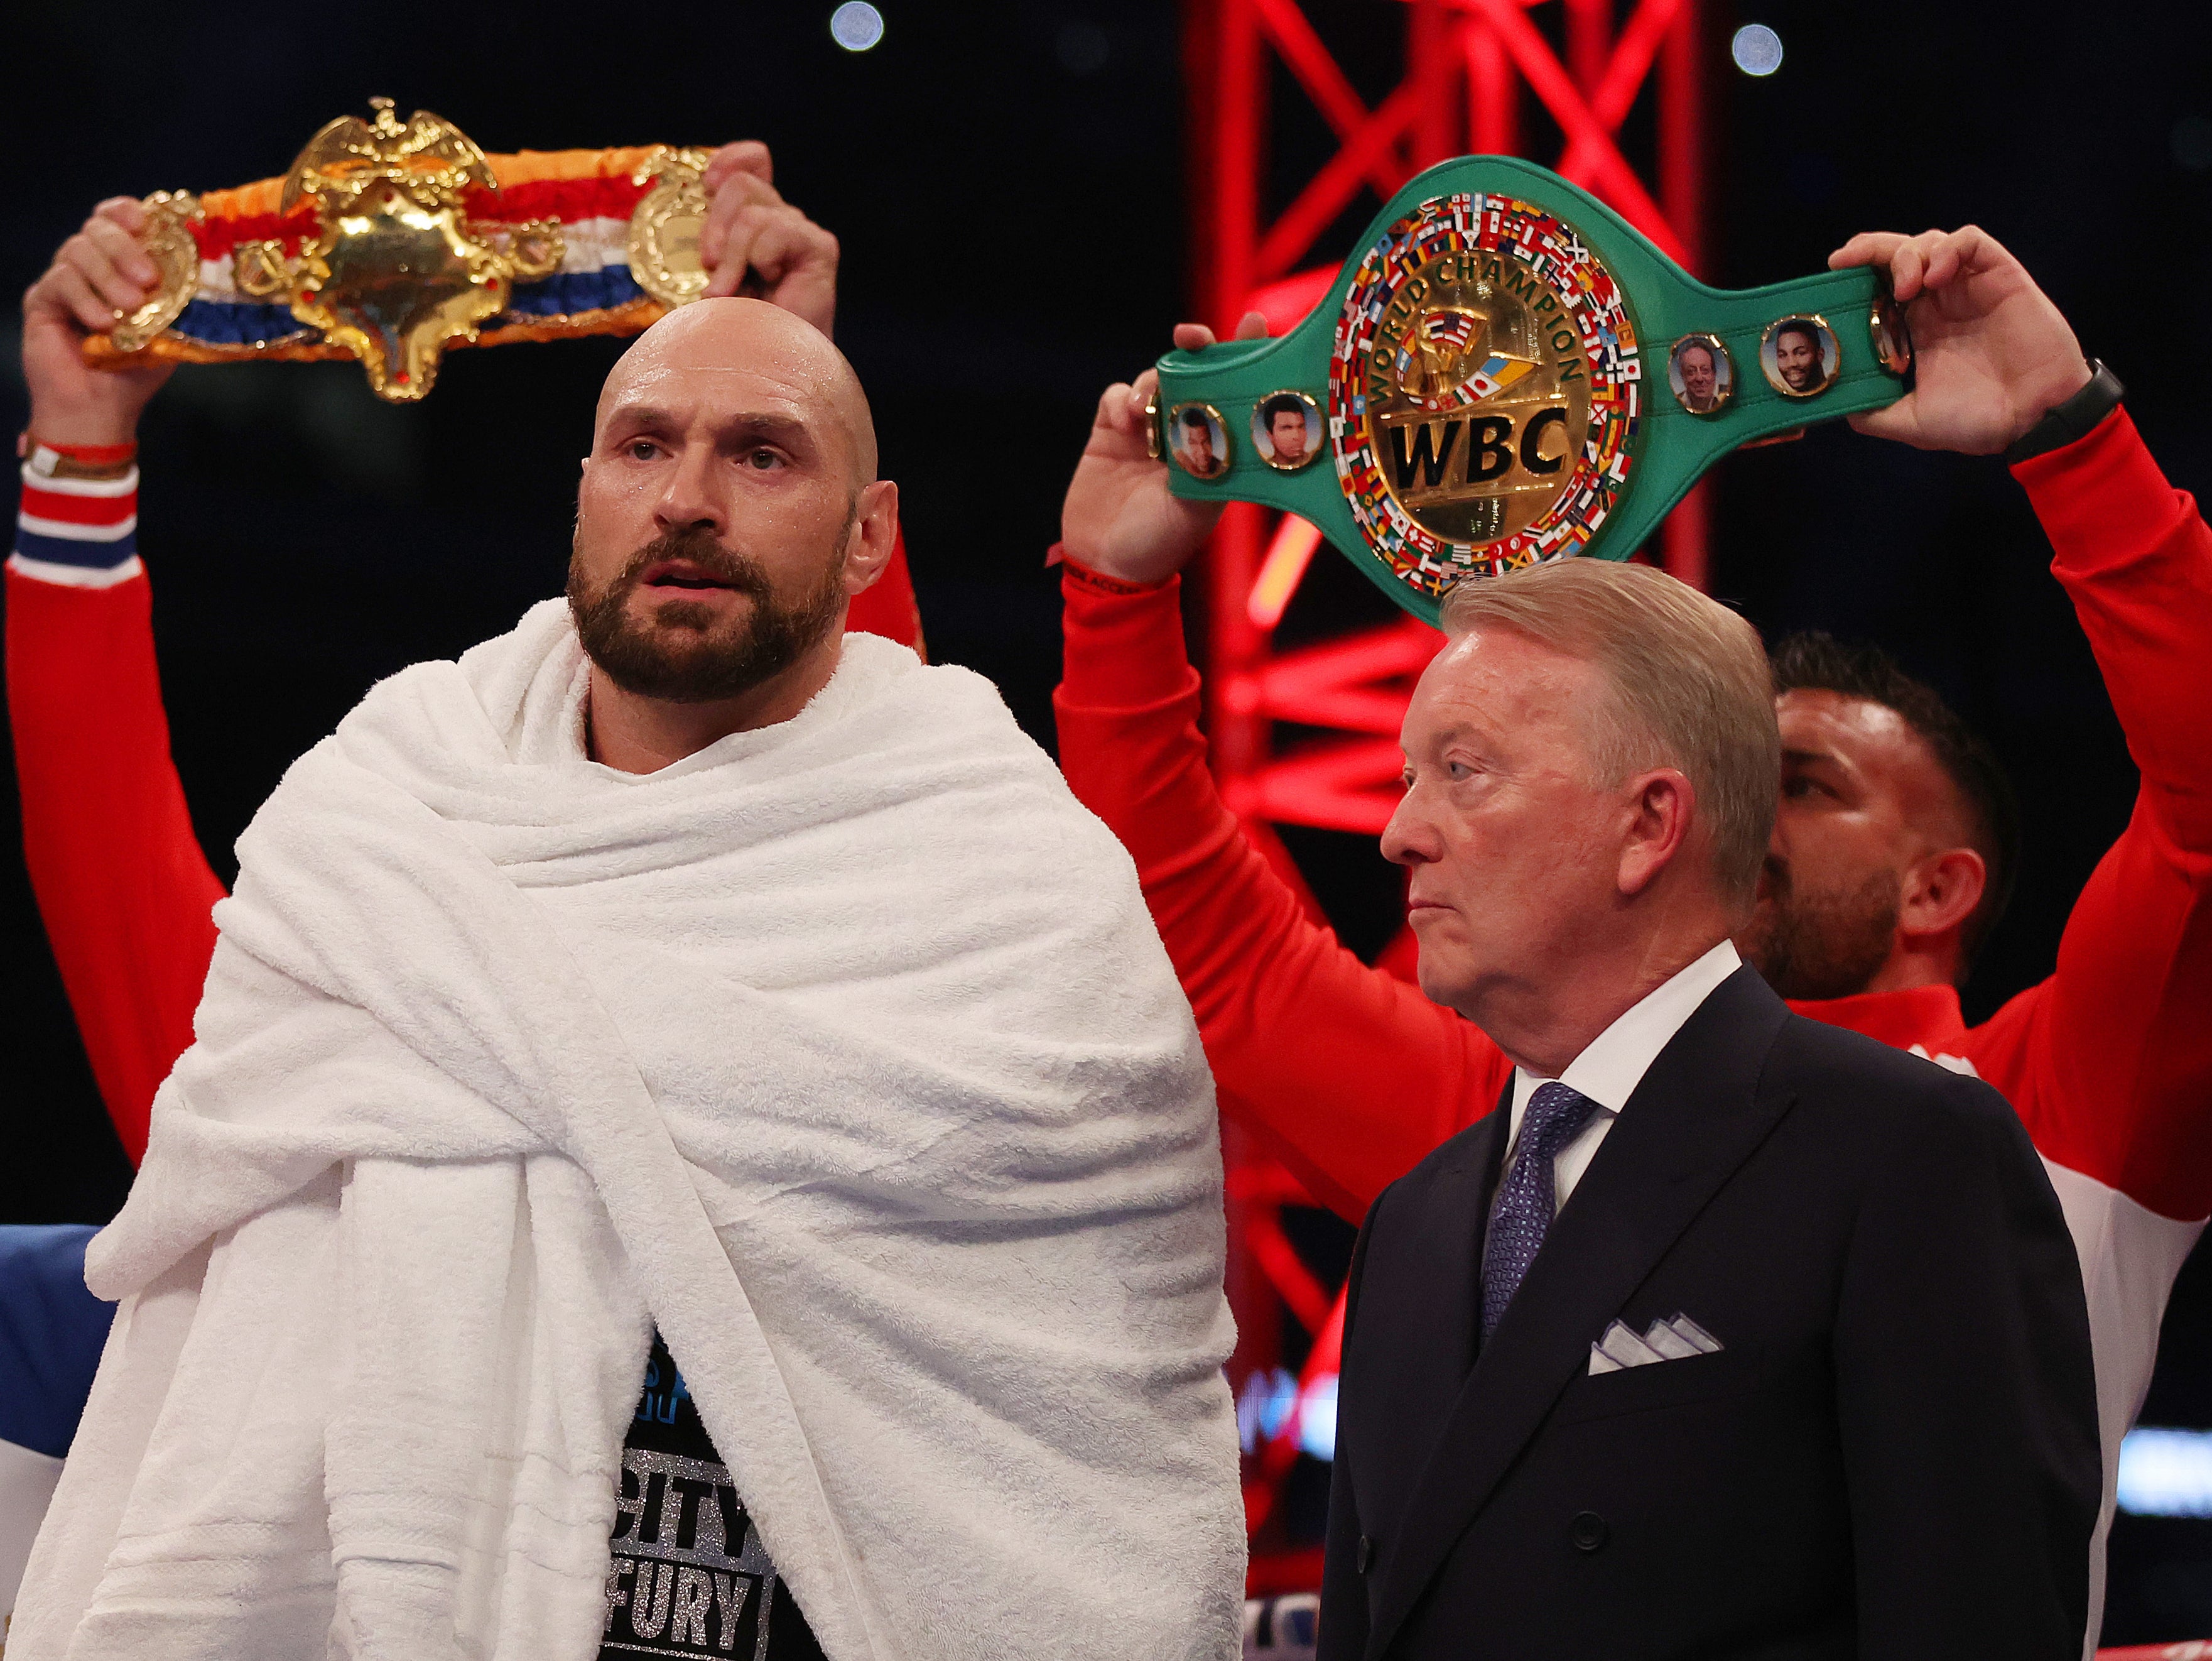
xmin=1481 ymin=1081 xmax=1600 ymax=1340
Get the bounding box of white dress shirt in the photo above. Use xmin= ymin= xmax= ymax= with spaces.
xmin=1501 ymin=939 xmax=1743 ymax=1214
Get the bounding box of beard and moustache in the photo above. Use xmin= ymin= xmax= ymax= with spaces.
xmin=567 ymin=525 xmax=847 ymax=704
xmin=1738 ymin=856 xmax=1900 ymax=1002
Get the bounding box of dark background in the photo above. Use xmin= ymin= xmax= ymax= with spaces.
xmin=4 ymin=0 xmax=2211 ymax=1641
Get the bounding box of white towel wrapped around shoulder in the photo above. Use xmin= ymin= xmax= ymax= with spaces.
xmin=13 ymin=602 xmax=1242 ymax=1661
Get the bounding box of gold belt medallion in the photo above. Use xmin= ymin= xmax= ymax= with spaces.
xmin=85 ymin=103 xmax=723 ymax=402
xmin=1361 ymin=252 xmax=1591 ymax=547
xmin=1328 ymin=193 xmax=1642 ymax=594
xmin=230 ymin=101 xmax=563 ymax=400
xmin=626 ymin=148 xmax=715 ymax=308
xmin=109 ymin=191 xmax=203 ymax=352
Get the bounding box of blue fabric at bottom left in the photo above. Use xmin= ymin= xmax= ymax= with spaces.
xmin=0 ymin=1225 xmax=115 ymax=1460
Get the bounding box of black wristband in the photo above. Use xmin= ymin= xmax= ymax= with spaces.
xmin=2000 ymin=359 xmax=2124 ymax=466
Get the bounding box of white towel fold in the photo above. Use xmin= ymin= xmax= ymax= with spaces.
xmin=13 ymin=602 xmax=1242 ymax=1661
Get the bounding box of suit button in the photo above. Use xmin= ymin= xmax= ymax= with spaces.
xmin=1357 ymin=1534 xmax=1375 ymax=1574
xmin=1569 ymin=1511 xmax=1608 ymax=1552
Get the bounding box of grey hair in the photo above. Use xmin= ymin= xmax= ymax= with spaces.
xmin=1438 ymin=558 xmax=1779 ymax=914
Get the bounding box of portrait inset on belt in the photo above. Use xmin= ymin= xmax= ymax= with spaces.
xmin=1170 ymin=402 xmax=1231 ymax=480
xmin=1252 ymin=391 xmax=1323 ymax=472
xmin=1870 ymin=290 xmax=1912 ymax=377
xmin=1760 ymin=315 xmax=1839 ymax=399
xmin=1667 ymin=334 xmax=1734 ymax=415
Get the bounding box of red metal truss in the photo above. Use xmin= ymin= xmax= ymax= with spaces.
xmin=1181 ymin=0 xmax=1708 ymax=1585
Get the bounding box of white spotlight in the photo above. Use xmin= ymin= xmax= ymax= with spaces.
xmin=2118 ymin=1427 xmax=2212 ymax=1517
xmin=1731 ymin=23 xmax=1784 ymax=77
xmin=831 ymin=2 xmax=885 ymax=52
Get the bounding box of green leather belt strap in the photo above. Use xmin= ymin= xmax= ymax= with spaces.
xmin=1156 ymin=155 xmax=1909 ymax=628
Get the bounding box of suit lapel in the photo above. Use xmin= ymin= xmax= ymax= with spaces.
xmin=1425 ymin=1086 xmax=1509 ymax=1381
xmin=1336 ymin=1080 xmax=1507 ymax=1586
xmin=1362 ymin=969 xmax=1794 ymax=1660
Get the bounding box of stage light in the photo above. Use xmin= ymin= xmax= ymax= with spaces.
xmin=1296 ymin=1373 xmax=1338 ymax=1461
xmin=830 ymin=2 xmax=884 ymax=52
xmin=1237 ymin=1367 xmax=1298 ymax=1453
xmin=1730 ymin=24 xmax=1784 ymax=77
xmin=1232 ymin=1366 xmax=1340 ymax=1461
xmin=2117 ymin=1427 xmax=2212 ymax=1517
xmin=1249 ymin=515 xmax=1324 ymax=630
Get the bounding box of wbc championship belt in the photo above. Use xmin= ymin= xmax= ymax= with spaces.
xmin=86 ymin=99 xmax=721 ymax=403
xmin=1155 ymin=155 xmax=1913 ymax=624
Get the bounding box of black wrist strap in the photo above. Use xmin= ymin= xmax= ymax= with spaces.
xmin=2001 ymin=359 xmax=2124 ymax=466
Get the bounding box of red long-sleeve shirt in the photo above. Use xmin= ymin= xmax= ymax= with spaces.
xmin=7 ymin=570 xmax=219 ymax=1160
xmin=1053 ymin=408 xmax=2212 ymax=1630
xmin=5 ymin=510 xmax=923 ymax=1164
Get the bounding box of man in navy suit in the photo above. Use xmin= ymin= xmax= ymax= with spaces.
xmin=1321 ymin=558 xmax=2100 ymax=1660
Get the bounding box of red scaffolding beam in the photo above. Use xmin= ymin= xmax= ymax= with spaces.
xmin=1183 ymin=0 xmax=1710 ymax=1586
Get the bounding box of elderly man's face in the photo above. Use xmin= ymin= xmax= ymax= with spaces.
xmin=1776 ymin=331 xmax=1819 ymax=391
xmin=570 ymin=300 xmax=874 ymax=702
xmin=1679 ymin=347 xmax=1717 ymax=403
xmin=1382 ymin=628 xmax=1629 ymax=1020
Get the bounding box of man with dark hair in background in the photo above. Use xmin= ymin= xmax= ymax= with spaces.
xmin=1053 ymin=222 xmax=2212 ymax=1646
xmin=1752 ymin=632 xmax=2021 ymax=999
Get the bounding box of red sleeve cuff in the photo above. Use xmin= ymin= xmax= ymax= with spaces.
xmin=2010 ymin=407 xmax=2194 ymax=578
xmin=1055 ymin=550 xmax=1201 ymax=709
xmin=1051 ymin=545 xmax=1174 ymax=598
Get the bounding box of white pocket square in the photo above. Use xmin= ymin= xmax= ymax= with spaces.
xmin=1588 ymin=1313 xmax=1723 ymax=1375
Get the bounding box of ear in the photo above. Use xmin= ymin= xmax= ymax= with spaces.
xmin=1617 ymin=768 xmax=1696 ymax=898
xmin=842 ymin=479 xmax=900 ymax=597
xmin=1897 ymin=846 xmax=1987 ymax=945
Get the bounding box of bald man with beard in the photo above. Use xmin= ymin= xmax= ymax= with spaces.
xmin=11 ymin=300 xmax=1244 ymax=1661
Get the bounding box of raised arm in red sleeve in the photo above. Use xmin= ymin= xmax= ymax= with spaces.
xmin=6 ymin=565 xmax=220 ymax=1162
xmin=1053 ymin=558 xmax=1509 ymax=1220
xmin=1961 ymin=408 xmax=2212 ymax=1223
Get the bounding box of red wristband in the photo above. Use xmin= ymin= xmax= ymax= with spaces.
xmin=1054 ymin=546 xmax=1175 ymax=597
xmin=45 ymin=438 xmax=136 ymax=464
xmin=19 ymin=434 xmax=139 ymax=481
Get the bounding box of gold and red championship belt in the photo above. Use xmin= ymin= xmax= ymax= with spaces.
xmin=90 ymin=100 xmax=714 ymax=402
